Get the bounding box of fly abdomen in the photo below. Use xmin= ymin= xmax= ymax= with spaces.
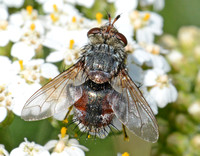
xmin=73 ymin=80 xmax=114 ymax=137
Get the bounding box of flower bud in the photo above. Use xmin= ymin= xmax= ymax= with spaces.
xmin=166 ymin=132 xmax=189 ymax=155
xmin=175 ymin=114 xmax=196 ymax=134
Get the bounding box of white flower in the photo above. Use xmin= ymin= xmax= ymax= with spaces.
xmin=113 ymin=0 xmax=138 ymax=15
xmin=13 ymin=59 xmax=59 ymax=84
xmin=0 ymin=107 xmax=7 ymax=122
xmin=70 ymin=0 xmax=95 ymax=8
xmin=2 ymin=0 xmax=24 ymax=8
xmin=139 ymin=0 xmax=165 ymax=11
xmin=9 ymin=6 xmax=39 ymax=27
xmin=11 ymin=42 xmax=35 ymax=61
xmin=45 ymin=134 xmax=88 ymax=156
xmin=0 ymin=18 xmax=21 ymax=47
xmin=0 ymin=144 xmax=9 ymax=156
xmin=46 ymin=39 xmax=80 ymax=66
xmin=188 ymin=102 xmax=200 ymax=118
xmin=0 ymin=4 xmax=8 ymax=20
xmin=10 ymin=21 xmax=45 ymax=61
xmin=127 ymin=42 xmax=170 ymax=72
xmin=10 ymin=78 xmax=41 ymax=116
xmin=0 ymin=84 xmax=13 ymax=122
xmin=144 ymin=69 xmax=178 ymax=108
xmin=129 ymin=11 xmax=163 ymax=43
xmin=10 ymin=138 xmax=50 ymax=156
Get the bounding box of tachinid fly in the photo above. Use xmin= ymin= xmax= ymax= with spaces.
xmin=21 ymin=14 xmax=159 ymax=143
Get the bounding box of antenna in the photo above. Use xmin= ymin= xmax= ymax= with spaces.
xmin=111 ymin=15 xmax=120 ymax=26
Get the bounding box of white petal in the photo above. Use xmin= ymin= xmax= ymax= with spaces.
xmin=143 ymin=69 xmax=157 ymax=86
xmin=76 ymin=0 xmax=94 ymax=8
xmin=141 ymin=86 xmax=158 ymax=114
xmin=0 ymin=4 xmax=8 ymax=20
xmin=3 ymin=0 xmax=24 ymax=8
xmin=7 ymin=25 xmax=22 ymax=42
xmin=0 ymin=31 xmax=9 ymax=47
xmin=128 ymin=49 xmax=151 ymax=66
xmin=41 ymin=63 xmax=59 ymax=79
xmin=168 ymin=84 xmax=178 ymax=102
xmin=53 ymin=109 xmax=68 ymax=121
xmin=154 ymin=0 xmax=165 ymax=11
xmin=64 ymin=146 xmax=85 ymax=156
xmin=46 ymin=51 xmax=64 ymax=62
xmin=51 ymin=151 xmax=70 ymax=156
xmin=0 ymin=107 xmax=7 ymax=122
xmin=150 ymin=84 xmax=178 ymax=108
xmin=115 ymin=0 xmax=138 ymax=15
xmin=136 ymin=27 xmax=154 ymax=43
xmin=11 ymin=42 xmax=35 ymax=61
xmin=10 ymin=147 xmax=27 ymax=156
xmin=11 ymin=81 xmax=41 ymax=116
xmin=9 ymin=13 xmax=24 ymax=26
xmin=0 ymin=145 xmax=9 ymax=156
xmin=44 ymin=140 xmax=58 ymax=150
xmin=43 ymin=0 xmax=64 ymax=13
xmin=151 ymin=55 xmax=171 ymax=72
xmin=150 ymin=86 xmax=168 ymax=108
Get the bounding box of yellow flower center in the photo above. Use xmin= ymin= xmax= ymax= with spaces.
xmin=72 ymin=16 xmax=76 ymax=23
xmin=53 ymin=4 xmax=58 ymax=12
xmin=143 ymin=13 xmax=151 ymax=21
xmin=0 ymin=85 xmax=5 ymax=93
xmin=30 ymin=23 xmax=36 ymax=31
xmin=156 ymin=75 xmax=169 ymax=88
xmin=122 ymin=152 xmax=130 ymax=156
xmin=19 ymin=60 xmax=24 ymax=71
xmin=50 ymin=13 xmax=59 ymax=23
xmin=74 ymin=133 xmax=78 ymax=138
xmin=26 ymin=5 xmax=33 ymax=15
xmin=61 ymin=127 xmax=67 ymax=138
xmin=63 ymin=118 xmax=68 ymax=124
xmin=0 ymin=20 xmax=8 ymax=30
xmin=69 ymin=40 xmax=75 ymax=49
xmin=96 ymin=12 xmax=103 ymax=24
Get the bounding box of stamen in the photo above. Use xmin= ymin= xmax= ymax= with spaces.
xmin=63 ymin=118 xmax=68 ymax=124
xmin=74 ymin=133 xmax=78 ymax=138
xmin=50 ymin=13 xmax=59 ymax=23
xmin=72 ymin=16 xmax=76 ymax=23
xmin=61 ymin=127 xmax=67 ymax=138
xmin=69 ymin=40 xmax=75 ymax=49
xmin=143 ymin=13 xmax=151 ymax=21
xmin=87 ymin=134 xmax=91 ymax=139
xmin=30 ymin=23 xmax=36 ymax=31
xmin=19 ymin=60 xmax=24 ymax=71
xmin=122 ymin=152 xmax=130 ymax=156
xmin=53 ymin=4 xmax=58 ymax=12
xmin=96 ymin=12 xmax=103 ymax=24
xmin=26 ymin=5 xmax=33 ymax=15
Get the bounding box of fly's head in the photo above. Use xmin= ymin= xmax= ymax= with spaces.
xmin=87 ymin=14 xmax=127 ymax=48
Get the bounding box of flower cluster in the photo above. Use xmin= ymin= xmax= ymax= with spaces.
xmin=0 ymin=0 xmax=180 ymax=155
xmin=151 ymin=26 xmax=200 ymax=155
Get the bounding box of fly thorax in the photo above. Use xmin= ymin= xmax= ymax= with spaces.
xmin=84 ymin=44 xmax=126 ymax=84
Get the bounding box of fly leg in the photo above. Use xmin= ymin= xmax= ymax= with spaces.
xmin=122 ymin=124 xmax=129 ymax=142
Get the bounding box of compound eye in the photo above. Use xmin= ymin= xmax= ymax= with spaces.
xmin=87 ymin=28 xmax=101 ymax=36
xmin=116 ymin=32 xmax=128 ymax=46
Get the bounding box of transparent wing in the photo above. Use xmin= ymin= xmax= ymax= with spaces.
xmin=109 ymin=69 xmax=159 ymax=142
xmin=21 ymin=61 xmax=86 ymax=121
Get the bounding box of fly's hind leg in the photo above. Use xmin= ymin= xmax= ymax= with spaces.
xmin=122 ymin=124 xmax=129 ymax=142
xmin=63 ymin=105 xmax=73 ymax=124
